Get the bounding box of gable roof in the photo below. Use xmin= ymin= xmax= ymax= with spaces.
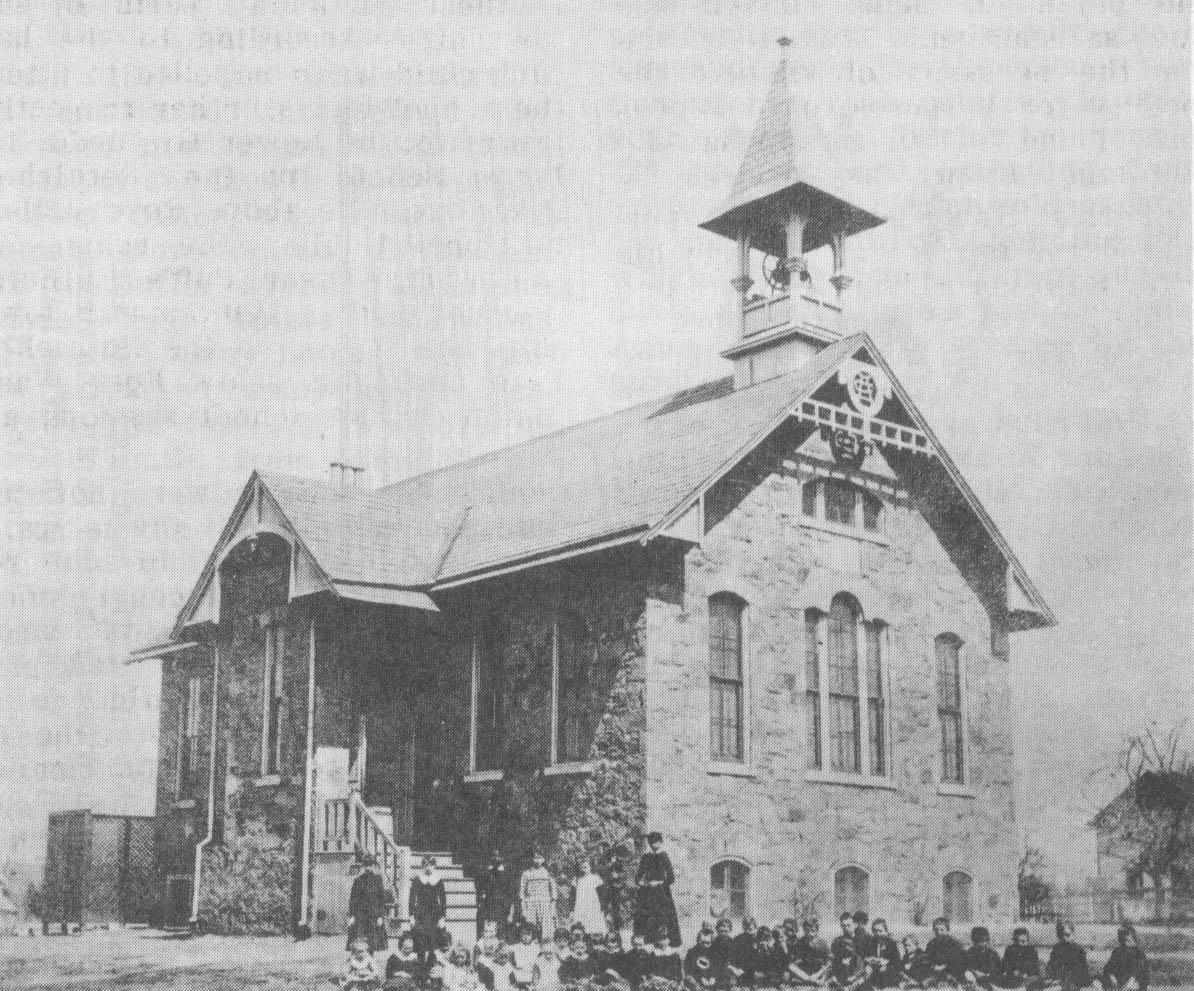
xmin=154 ymin=331 xmax=1053 ymax=643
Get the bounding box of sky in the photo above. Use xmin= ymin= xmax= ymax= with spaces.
xmin=0 ymin=0 xmax=1189 ymax=880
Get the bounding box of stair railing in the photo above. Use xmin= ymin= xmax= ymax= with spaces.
xmin=317 ymin=794 xmax=411 ymax=924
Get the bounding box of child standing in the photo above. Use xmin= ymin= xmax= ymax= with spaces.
xmin=572 ymin=859 xmax=608 ymax=937
xmin=520 ymin=852 xmax=558 ymax=942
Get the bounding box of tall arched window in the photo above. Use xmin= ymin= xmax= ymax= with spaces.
xmin=827 ymin=595 xmax=862 ymax=773
xmin=936 ymin=635 xmax=964 ymax=784
xmin=943 ymin=871 xmax=973 ymax=924
xmin=710 ymin=860 xmax=750 ymax=920
xmin=835 ymin=866 xmax=870 ymax=917
xmin=806 ymin=596 xmax=888 ymax=778
xmin=709 ymin=594 xmax=746 ymax=762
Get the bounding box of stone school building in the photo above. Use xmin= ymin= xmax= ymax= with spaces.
xmin=131 ymin=48 xmax=1053 ymax=936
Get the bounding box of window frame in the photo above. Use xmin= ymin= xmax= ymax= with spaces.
xmin=709 ymin=858 xmax=752 ymax=921
xmin=942 ymin=870 xmax=974 ymax=925
xmin=833 ymin=864 xmax=871 ymax=918
xmin=800 ymin=478 xmax=886 ymax=541
xmin=468 ymin=608 xmax=507 ymax=778
xmin=177 ymin=673 xmax=203 ymax=801
xmin=549 ymin=613 xmax=600 ymax=772
xmin=934 ymin=634 xmax=969 ymax=790
xmin=707 ymin=593 xmax=752 ymax=773
xmin=708 ymin=593 xmax=747 ymax=765
xmin=805 ymin=597 xmax=893 ymax=788
xmin=260 ymin=619 xmax=286 ymax=779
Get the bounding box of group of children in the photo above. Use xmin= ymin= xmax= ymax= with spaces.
xmin=342 ymin=913 xmax=1150 ymax=991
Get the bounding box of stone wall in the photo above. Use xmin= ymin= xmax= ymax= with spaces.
xmin=390 ymin=547 xmax=679 ymax=920
xmin=641 ymin=467 xmax=1020 ymax=937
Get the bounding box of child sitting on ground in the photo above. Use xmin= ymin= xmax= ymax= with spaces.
xmin=963 ymin=926 xmax=1002 ymax=990
xmin=342 ymin=937 xmax=384 ymax=991
xmin=510 ymin=924 xmax=542 ymax=989
xmin=385 ymin=933 xmax=423 ymax=988
xmin=444 ymin=944 xmax=480 ymax=991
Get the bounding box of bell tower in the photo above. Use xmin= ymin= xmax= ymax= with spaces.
xmin=701 ymin=38 xmax=885 ymax=388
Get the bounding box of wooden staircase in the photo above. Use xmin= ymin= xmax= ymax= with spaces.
xmin=312 ymin=795 xmax=476 ymax=944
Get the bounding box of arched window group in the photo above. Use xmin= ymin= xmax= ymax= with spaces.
xmin=706 ymin=594 xmax=967 ymax=787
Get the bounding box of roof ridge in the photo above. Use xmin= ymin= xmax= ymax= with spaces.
xmin=376 ymin=374 xmax=736 ymax=493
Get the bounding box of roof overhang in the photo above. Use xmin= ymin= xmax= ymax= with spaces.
xmin=700 ymin=183 xmax=885 ymax=258
xmin=332 ymin=582 xmax=439 ymax=612
xmin=127 ymin=637 xmax=202 ymax=664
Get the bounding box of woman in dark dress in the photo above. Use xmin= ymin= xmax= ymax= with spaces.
xmin=633 ymin=832 xmax=681 ymax=947
xmin=346 ymin=855 xmax=390 ymax=954
xmin=409 ymin=855 xmax=448 ymax=968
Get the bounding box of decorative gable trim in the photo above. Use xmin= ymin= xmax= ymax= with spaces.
xmin=644 ymin=334 xmax=1054 ymax=629
xmin=171 ymin=472 xmax=334 ymax=637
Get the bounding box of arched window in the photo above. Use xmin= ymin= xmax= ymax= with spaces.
xmin=806 ymin=596 xmax=888 ymax=778
xmin=936 ymin=635 xmax=964 ymax=784
xmin=943 ymin=871 xmax=973 ymax=924
xmin=709 ymin=594 xmax=746 ymax=762
xmin=710 ymin=860 xmax=750 ymax=920
xmin=827 ymin=595 xmax=862 ymax=773
xmin=835 ymin=866 xmax=870 ymax=917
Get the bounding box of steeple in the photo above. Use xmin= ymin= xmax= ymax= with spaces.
xmin=701 ymin=38 xmax=885 ymax=387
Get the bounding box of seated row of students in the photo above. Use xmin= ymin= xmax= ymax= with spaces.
xmin=352 ymin=915 xmax=1150 ymax=991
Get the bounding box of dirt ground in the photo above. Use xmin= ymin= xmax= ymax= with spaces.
xmin=2 ymin=927 xmax=1193 ymax=989
xmin=0 ymin=929 xmax=344 ymax=989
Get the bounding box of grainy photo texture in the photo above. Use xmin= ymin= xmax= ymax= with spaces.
xmin=0 ymin=1 xmax=1190 ymax=989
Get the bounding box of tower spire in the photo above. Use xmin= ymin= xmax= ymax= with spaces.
xmin=700 ymin=39 xmax=884 ymax=387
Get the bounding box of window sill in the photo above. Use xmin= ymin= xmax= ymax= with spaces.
xmin=173 ymin=799 xmax=197 ymax=809
xmin=254 ymin=774 xmax=282 ymax=787
xmin=798 ymin=518 xmax=889 ymax=546
xmin=544 ymin=761 xmax=596 ymax=777
xmin=805 ymin=769 xmax=896 ymax=790
xmin=708 ymin=762 xmax=756 ymax=779
xmin=464 ymin=770 xmax=504 ymax=784
xmin=937 ymin=782 xmax=976 ymax=798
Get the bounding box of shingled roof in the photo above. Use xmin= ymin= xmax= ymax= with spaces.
xmin=256 ymin=334 xmax=860 ymax=590
xmin=154 ymin=329 xmax=1054 ymax=642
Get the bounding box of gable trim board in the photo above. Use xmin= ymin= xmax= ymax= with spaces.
xmin=144 ymin=330 xmax=1052 ymax=661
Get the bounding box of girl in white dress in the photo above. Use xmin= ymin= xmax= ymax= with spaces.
xmin=571 ymin=859 xmax=608 ymax=936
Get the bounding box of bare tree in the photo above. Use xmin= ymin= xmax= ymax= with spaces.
xmin=1107 ymin=723 xmax=1194 ymax=919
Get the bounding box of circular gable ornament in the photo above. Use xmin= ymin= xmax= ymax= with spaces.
xmin=847 ymin=367 xmax=884 ymax=415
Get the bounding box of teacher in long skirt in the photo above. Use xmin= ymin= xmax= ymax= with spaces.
xmin=633 ymin=832 xmax=681 ymax=947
